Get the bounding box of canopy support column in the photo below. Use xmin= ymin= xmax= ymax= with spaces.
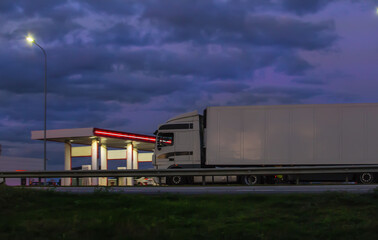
xmin=133 ymin=147 xmax=138 ymax=170
xmin=99 ymin=144 xmax=107 ymax=186
xmin=63 ymin=142 xmax=71 ymax=186
xmin=91 ymin=139 xmax=98 ymax=186
xmin=126 ymin=143 xmax=134 ymax=186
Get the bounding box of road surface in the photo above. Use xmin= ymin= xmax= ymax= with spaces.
xmin=34 ymin=184 xmax=378 ymax=194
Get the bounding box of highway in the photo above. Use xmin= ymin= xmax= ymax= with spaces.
xmin=35 ymin=184 xmax=378 ymax=194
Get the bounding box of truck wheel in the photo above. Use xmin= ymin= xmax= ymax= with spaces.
xmin=358 ymin=173 xmax=375 ymax=184
xmin=243 ymin=175 xmax=260 ymax=185
xmin=167 ymin=176 xmax=186 ymax=185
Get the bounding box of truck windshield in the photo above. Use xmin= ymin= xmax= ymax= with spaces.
xmin=157 ymin=133 xmax=174 ymax=149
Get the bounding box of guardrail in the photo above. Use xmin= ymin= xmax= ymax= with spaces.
xmin=1 ymin=165 xmax=378 ymax=178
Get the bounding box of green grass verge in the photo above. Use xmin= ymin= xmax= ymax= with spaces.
xmin=0 ymin=185 xmax=378 ymax=240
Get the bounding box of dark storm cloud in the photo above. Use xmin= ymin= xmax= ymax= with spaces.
xmin=150 ymin=90 xmax=213 ymax=113
xmin=0 ymin=51 xmax=53 ymax=94
xmin=0 ymin=1 xmax=63 ymax=16
xmin=281 ymin=0 xmax=335 ymax=15
xmin=244 ymin=17 xmax=336 ymax=50
xmin=0 ymin=90 xmax=130 ymax=146
xmin=0 ymin=123 xmax=34 ymax=142
xmin=116 ymin=48 xmax=258 ymax=79
xmin=0 ymin=1 xmax=83 ymax=43
xmin=142 ymin=1 xmax=337 ymax=50
xmin=91 ymin=22 xmax=154 ymax=46
xmin=0 ymin=0 xmax=338 ymax=97
xmin=203 ymin=81 xmax=250 ymax=93
xmin=6 ymin=17 xmax=82 ymax=43
xmin=230 ymin=87 xmax=324 ymax=105
xmin=47 ymin=46 xmax=114 ymax=78
xmin=0 ymin=91 xmax=107 ymax=124
xmin=80 ymin=0 xmax=141 ymax=16
xmin=292 ymin=77 xmax=327 ymax=85
xmin=0 ymin=46 xmax=113 ymax=94
xmin=52 ymin=74 xmax=189 ymax=104
xmin=0 ymin=0 xmax=338 ymax=100
xmin=275 ymin=53 xmax=314 ymax=76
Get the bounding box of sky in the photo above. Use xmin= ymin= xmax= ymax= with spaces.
xmin=0 ymin=0 xmax=377 ymax=170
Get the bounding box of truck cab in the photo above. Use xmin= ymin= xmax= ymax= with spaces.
xmin=153 ymin=111 xmax=202 ymax=170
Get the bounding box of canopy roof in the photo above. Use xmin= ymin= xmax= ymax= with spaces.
xmin=31 ymin=128 xmax=156 ymax=151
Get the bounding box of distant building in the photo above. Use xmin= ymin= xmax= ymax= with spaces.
xmin=0 ymin=155 xmax=43 ymax=186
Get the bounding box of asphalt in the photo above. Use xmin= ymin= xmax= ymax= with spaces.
xmin=35 ymin=184 xmax=378 ymax=195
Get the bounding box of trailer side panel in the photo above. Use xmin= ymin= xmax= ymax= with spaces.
xmin=206 ymin=103 xmax=378 ymax=166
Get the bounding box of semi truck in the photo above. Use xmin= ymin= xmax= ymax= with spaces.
xmin=152 ymin=103 xmax=378 ymax=185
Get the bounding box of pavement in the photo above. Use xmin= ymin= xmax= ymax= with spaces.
xmin=35 ymin=184 xmax=378 ymax=195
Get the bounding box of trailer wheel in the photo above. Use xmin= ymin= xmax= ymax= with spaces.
xmin=243 ymin=175 xmax=260 ymax=185
xmin=358 ymin=173 xmax=375 ymax=184
xmin=167 ymin=176 xmax=186 ymax=185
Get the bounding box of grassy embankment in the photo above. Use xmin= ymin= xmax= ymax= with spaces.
xmin=0 ymin=185 xmax=377 ymax=240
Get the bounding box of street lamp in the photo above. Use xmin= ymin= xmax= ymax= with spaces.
xmin=27 ymin=36 xmax=47 ymax=171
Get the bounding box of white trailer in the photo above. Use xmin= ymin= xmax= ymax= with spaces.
xmin=153 ymin=103 xmax=378 ymax=184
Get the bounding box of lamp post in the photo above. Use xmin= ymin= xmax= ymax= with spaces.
xmin=27 ymin=36 xmax=47 ymax=171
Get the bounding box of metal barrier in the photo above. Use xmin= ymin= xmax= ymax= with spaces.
xmin=1 ymin=165 xmax=378 ymax=178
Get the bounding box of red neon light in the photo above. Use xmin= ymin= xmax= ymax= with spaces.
xmin=15 ymin=170 xmax=26 ymax=172
xmin=94 ymin=129 xmax=156 ymax=143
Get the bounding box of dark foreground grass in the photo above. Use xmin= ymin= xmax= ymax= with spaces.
xmin=0 ymin=186 xmax=378 ymax=240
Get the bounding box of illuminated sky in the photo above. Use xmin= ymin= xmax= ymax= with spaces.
xmin=0 ymin=0 xmax=377 ymax=169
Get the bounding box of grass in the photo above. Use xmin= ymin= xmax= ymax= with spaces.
xmin=0 ymin=185 xmax=378 ymax=240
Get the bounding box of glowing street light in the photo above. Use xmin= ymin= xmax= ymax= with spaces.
xmin=26 ymin=36 xmax=34 ymax=43
xmin=26 ymin=35 xmax=47 ymax=171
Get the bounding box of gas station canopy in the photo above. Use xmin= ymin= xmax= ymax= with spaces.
xmin=31 ymin=128 xmax=156 ymax=151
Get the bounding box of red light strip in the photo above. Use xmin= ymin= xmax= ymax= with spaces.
xmin=94 ymin=130 xmax=156 ymax=143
